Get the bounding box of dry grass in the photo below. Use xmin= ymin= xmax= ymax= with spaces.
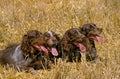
xmin=0 ymin=0 xmax=120 ymax=79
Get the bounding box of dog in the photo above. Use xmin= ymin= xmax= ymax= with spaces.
xmin=80 ymin=23 xmax=104 ymax=62
xmin=29 ymin=31 xmax=60 ymax=70
xmin=60 ymin=28 xmax=86 ymax=62
xmin=44 ymin=31 xmax=60 ymax=58
xmin=0 ymin=30 xmax=47 ymax=73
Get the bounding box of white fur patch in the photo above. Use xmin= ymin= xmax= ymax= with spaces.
xmin=12 ymin=45 xmax=23 ymax=62
xmin=47 ymin=31 xmax=53 ymax=37
xmin=11 ymin=45 xmax=32 ymax=70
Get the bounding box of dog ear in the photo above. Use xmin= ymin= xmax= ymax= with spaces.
xmin=63 ymin=44 xmax=73 ymax=51
xmin=54 ymin=33 xmax=60 ymax=41
xmin=65 ymin=31 xmax=72 ymax=41
xmin=21 ymin=34 xmax=30 ymax=56
xmin=22 ymin=35 xmax=29 ymax=45
xmin=81 ymin=24 xmax=91 ymax=35
xmin=79 ymin=27 xmax=85 ymax=34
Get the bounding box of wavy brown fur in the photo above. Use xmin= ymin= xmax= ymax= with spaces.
xmin=80 ymin=23 xmax=103 ymax=62
xmin=60 ymin=28 xmax=85 ymax=62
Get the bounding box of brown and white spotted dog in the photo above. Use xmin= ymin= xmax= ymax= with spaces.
xmin=44 ymin=31 xmax=61 ymax=62
xmin=30 ymin=31 xmax=60 ymax=70
xmin=0 ymin=30 xmax=46 ymax=74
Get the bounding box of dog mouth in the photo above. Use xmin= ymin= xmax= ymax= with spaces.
xmin=90 ymin=35 xmax=104 ymax=43
xmin=74 ymin=42 xmax=86 ymax=52
xmin=49 ymin=47 xmax=58 ymax=56
xmin=89 ymin=28 xmax=102 ymax=35
xmin=34 ymin=44 xmax=58 ymax=56
xmin=34 ymin=44 xmax=48 ymax=54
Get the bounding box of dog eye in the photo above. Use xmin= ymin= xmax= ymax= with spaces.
xmin=29 ymin=38 xmax=36 ymax=42
xmin=70 ymin=35 xmax=74 ymax=39
xmin=90 ymin=26 xmax=95 ymax=30
xmin=46 ymin=34 xmax=50 ymax=37
xmin=44 ymin=33 xmax=50 ymax=37
xmin=28 ymin=36 xmax=35 ymax=39
xmin=73 ymin=31 xmax=79 ymax=36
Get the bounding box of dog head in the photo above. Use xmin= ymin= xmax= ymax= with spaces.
xmin=44 ymin=31 xmax=60 ymax=47
xmin=43 ymin=31 xmax=60 ymax=56
xmin=64 ymin=28 xmax=85 ymax=42
xmin=62 ymin=28 xmax=86 ymax=52
xmin=21 ymin=30 xmax=48 ymax=57
xmin=81 ymin=23 xmax=104 ymax=43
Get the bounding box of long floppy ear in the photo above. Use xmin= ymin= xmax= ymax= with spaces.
xmin=63 ymin=31 xmax=71 ymax=42
xmin=79 ymin=27 xmax=85 ymax=34
xmin=21 ymin=35 xmax=31 ymax=56
xmin=63 ymin=43 xmax=73 ymax=51
xmin=81 ymin=26 xmax=87 ymax=35
xmin=54 ymin=33 xmax=60 ymax=41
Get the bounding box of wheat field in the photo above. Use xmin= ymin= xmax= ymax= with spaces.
xmin=0 ymin=0 xmax=120 ymax=79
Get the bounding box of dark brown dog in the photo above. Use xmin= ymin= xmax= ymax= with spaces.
xmin=80 ymin=23 xmax=104 ymax=62
xmin=29 ymin=31 xmax=60 ymax=70
xmin=60 ymin=28 xmax=86 ymax=62
xmin=0 ymin=30 xmax=47 ymax=72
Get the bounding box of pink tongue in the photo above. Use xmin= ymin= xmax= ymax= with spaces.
xmin=34 ymin=45 xmax=48 ymax=54
xmin=74 ymin=43 xmax=86 ymax=52
xmin=40 ymin=46 xmax=48 ymax=54
xmin=92 ymin=36 xmax=104 ymax=43
xmin=51 ymin=48 xmax=58 ymax=56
